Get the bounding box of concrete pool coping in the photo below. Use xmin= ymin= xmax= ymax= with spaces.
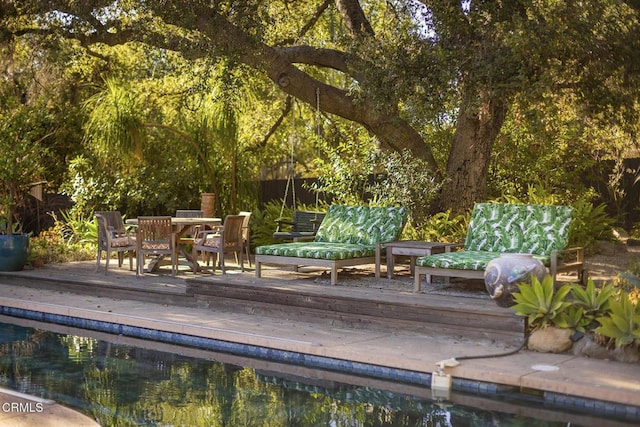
xmin=0 ymin=261 xmax=639 ymax=425
xmin=0 ymin=386 xmax=99 ymax=427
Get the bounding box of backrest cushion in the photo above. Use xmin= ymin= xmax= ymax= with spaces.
xmin=315 ymin=205 xmax=408 ymax=245
xmin=464 ymin=203 xmax=573 ymax=256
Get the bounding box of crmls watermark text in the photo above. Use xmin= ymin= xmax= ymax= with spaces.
xmin=2 ymin=402 xmax=45 ymax=413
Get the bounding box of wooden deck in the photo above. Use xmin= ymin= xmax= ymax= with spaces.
xmin=0 ymin=260 xmax=525 ymax=344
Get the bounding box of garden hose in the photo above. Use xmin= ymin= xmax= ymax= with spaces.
xmin=436 ymin=333 xmax=530 ymax=369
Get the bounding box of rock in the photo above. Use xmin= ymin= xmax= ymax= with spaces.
xmin=572 ymin=334 xmax=615 ymax=359
xmin=612 ymin=345 xmax=640 ymax=363
xmin=572 ymin=333 xmax=640 ymax=363
xmin=528 ymin=327 xmax=573 ymax=353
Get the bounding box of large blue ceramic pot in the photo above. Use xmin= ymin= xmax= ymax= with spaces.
xmin=0 ymin=234 xmax=29 ymax=271
xmin=484 ymin=253 xmax=547 ymax=307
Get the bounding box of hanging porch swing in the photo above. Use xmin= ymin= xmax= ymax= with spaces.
xmin=272 ymin=89 xmax=326 ymax=241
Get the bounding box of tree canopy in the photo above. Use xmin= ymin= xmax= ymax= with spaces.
xmin=2 ymin=0 xmax=640 ymax=214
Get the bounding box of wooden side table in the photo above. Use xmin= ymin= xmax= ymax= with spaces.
xmin=386 ymin=240 xmax=459 ymax=280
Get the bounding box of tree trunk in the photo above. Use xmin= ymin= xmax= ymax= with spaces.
xmin=437 ymin=95 xmax=507 ymax=214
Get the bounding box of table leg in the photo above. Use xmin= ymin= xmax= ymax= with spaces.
xmin=386 ymin=248 xmax=395 ymax=279
xmin=174 ymin=224 xmax=199 ymax=272
xmin=178 ymin=246 xmax=198 ymax=272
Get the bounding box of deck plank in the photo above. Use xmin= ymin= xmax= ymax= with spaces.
xmin=0 ymin=261 xmax=524 ymax=343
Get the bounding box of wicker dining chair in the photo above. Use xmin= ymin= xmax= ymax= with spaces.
xmin=136 ymin=216 xmax=177 ymax=276
xmin=95 ymin=212 xmax=136 ymax=274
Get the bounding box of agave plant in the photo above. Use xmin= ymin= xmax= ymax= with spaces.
xmin=553 ymin=305 xmax=589 ymax=333
xmin=511 ymin=276 xmax=573 ymax=331
xmin=595 ymin=293 xmax=640 ymax=348
xmin=569 ymin=279 xmax=615 ymax=329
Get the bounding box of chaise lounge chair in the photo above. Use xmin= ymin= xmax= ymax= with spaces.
xmin=256 ymin=205 xmax=408 ymax=285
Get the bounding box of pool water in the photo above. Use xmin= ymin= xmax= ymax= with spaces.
xmin=0 ymin=318 xmax=633 ymax=426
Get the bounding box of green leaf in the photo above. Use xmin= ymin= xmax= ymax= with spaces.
xmin=555 ymin=284 xmax=573 ymax=301
xmin=532 ymin=277 xmax=547 ymax=308
xmin=542 ymin=276 xmax=554 ymax=308
xmin=518 ymin=282 xmax=538 ymax=302
xmin=610 ymin=314 xmax=629 ymax=332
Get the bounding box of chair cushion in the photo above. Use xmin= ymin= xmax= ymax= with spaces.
xmin=416 ymin=250 xmax=550 ymax=271
xmin=464 ymin=203 xmax=573 ymax=257
xmin=256 ymin=242 xmax=376 ymax=260
xmin=203 ymin=236 xmax=221 ymax=248
xmin=314 ymin=205 xmax=407 ymax=246
xmin=195 ymin=234 xmax=221 ymax=247
xmin=111 ymin=236 xmax=135 ymax=247
xmin=141 ymin=241 xmax=170 ymax=250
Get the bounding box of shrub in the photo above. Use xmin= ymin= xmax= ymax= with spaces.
xmin=251 ymin=200 xmax=286 ymax=248
xmin=611 ymin=268 xmax=640 ymax=306
xmin=568 ymin=199 xmax=616 ymax=250
xmin=29 ymin=214 xmax=95 ymax=264
xmin=404 ymin=209 xmax=469 ymax=243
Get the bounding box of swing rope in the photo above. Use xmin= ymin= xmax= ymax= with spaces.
xmin=279 ymin=134 xmax=296 ymax=219
xmin=314 ymin=87 xmax=321 ymax=210
xmin=278 ymin=88 xmax=321 ymax=219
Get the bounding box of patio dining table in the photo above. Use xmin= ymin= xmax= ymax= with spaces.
xmin=126 ymin=216 xmax=222 ymax=273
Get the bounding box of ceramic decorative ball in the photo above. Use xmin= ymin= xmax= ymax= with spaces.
xmin=484 ymin=253 xmax=547 ymax=307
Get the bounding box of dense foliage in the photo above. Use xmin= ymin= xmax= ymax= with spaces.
xmin=0 ymin=0 xmax=639 ymax=224
xmin=0 ymin=104 xmax=50 ymax=233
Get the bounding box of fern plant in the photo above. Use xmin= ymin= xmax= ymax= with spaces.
xmin=511 ymin=276 xmax=573 ymax=331
xmin=251 ymin=200 xmax=287 ymax=248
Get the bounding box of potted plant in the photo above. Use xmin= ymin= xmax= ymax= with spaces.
xmin=0 ymin=105 xmax=50 ymax=271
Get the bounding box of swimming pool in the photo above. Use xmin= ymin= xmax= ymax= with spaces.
xmin=0 ymin=316 xmax=636 ymax=426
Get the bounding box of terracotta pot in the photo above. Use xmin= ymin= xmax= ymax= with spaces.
xmin=200 ymin=193 xmax=216 ymax=217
